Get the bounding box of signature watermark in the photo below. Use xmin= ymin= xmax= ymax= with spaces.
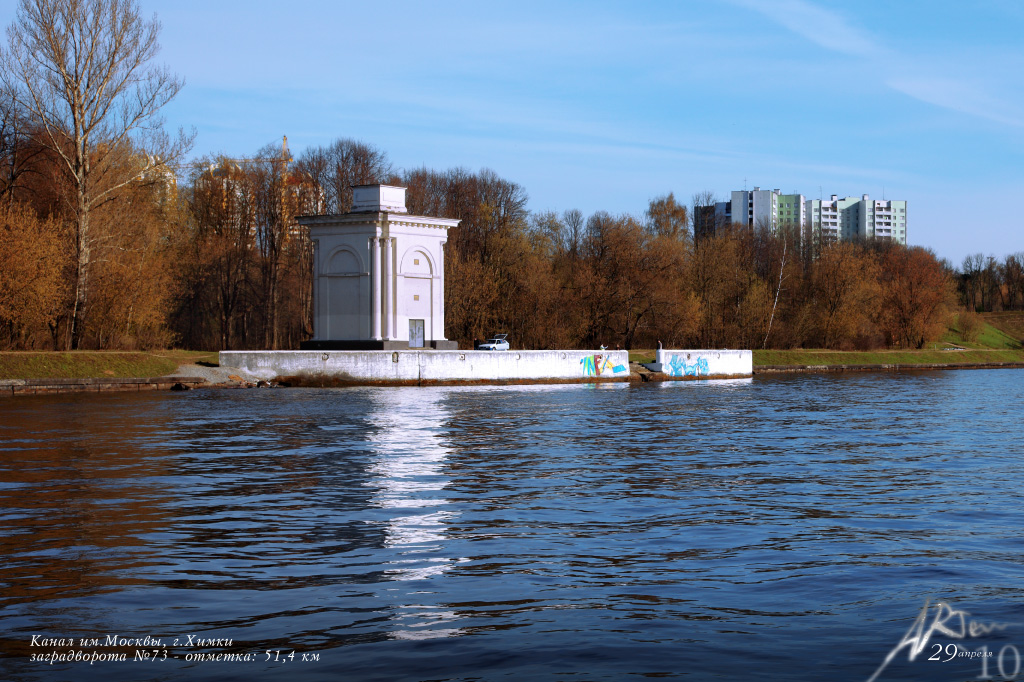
xmin=868 ymin=598 xmax=1017 ymax=681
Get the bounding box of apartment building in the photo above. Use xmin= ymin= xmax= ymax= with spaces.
xmin=777 ymin=192 xmax=807 ymax=230
xmin=711 ymin=187 xmax=806 ymax=232
xmin=701 ymin=187 xmax=907 ymax=245
xmin=806 ymin=195 xmax=907 ymax=244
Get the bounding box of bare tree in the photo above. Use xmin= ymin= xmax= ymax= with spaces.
xmin=0 ymin=0 xmax=191 ymax=348
xmin=960 ymin=253 xmax=985 ymax=312
xmin=1002 ymin=253 xmax=1024 ymax=311
xmin=562 ymin=208 xmax=583 ymax=259
xmin=295 ymin=138 xmax=393 ymax=214
xmin=0 ymin=89 xmax=48 ymax=206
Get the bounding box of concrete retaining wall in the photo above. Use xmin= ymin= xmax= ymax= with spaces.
xmin=219 ymin=349 xmax=631 ymax=385
xmin=0 ymin=377 xmax=205 ymax=398
xmin=652 ymin=349 xmax=752 ymax=378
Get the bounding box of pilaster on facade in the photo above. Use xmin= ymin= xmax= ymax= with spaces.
xmin=371 ymin=236 xmax=382 ymax=340
xmin=381 ymin=235 xmax=393 ymax=340
xmin=311 ymin=239 xmax=321 ymax=340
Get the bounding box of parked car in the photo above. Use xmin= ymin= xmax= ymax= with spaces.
xmin=478 ymin=334 xmax=510 ymax=351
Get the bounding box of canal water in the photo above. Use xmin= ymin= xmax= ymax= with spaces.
xmin=2 ymin=370 xmax=1024 ymax=682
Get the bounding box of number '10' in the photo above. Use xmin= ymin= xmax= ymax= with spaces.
xmin=978 ymin=645 xmax=1021 ymax=680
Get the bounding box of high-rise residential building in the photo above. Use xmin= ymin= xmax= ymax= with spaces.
xmin=777 ymin=192 xmax=807 ymax=231
xmin=806 ymin=194 xmax=907 ymax=244
xmin=692 ymin=204 xmax=720 ymax=241
xmin=697 ymin=186 xmax=907 ymax=245
xmin=709 ymin=187 xmax=806 ymax=233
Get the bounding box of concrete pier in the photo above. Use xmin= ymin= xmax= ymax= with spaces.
xmin=647 ymin=349 xmax=753 ymax=378
xmin=219 ymin=349 xmax=631 ymax=386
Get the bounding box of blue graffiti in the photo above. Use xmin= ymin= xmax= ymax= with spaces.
xmin=666 ymin=355 xmax=684 ymax=375
xmin=667 ymin=352 xmax=684 ymax=374
xmin=665 ymin=354 xmax=709 ymax=377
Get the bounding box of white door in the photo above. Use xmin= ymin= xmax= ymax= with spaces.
xmin=409 ymin=319 xmax=425 ymax=348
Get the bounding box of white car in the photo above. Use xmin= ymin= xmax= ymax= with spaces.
xmin=478 ymin=334 xmax=510 ymax=351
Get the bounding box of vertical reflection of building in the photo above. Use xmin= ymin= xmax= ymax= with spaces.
xmin=366 ymin=387 xmax=464 ymax=640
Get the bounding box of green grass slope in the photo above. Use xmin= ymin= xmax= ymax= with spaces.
xmin=0 ymin=350 xmax=218 ymax=380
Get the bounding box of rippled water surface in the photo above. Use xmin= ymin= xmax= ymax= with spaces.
xmin=3 ymin=370 xmax=1024 ymax=682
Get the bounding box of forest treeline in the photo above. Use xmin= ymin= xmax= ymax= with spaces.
xmin=2 ymin=0 xmax=1022 ymax=354
xmin=3 ymin=126 xmax=1021 ymax=352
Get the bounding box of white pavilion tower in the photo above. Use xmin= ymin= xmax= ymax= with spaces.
xmin=298 ymin=184 xmax=459 ymax=350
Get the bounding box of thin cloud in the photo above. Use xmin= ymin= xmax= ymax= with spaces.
xmin=730 ymin=0 xmax=1024 ymax=128
xmin=728 ymin=0 xmax=883 ymax=58
xmin=886 ymin=76 xmax=1024 ymax=128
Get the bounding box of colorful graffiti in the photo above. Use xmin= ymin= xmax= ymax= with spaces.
xmin=666 ymin=354 xmax=709 ymax=377
xmin=581 ymin=354 xmax=628 ymax=377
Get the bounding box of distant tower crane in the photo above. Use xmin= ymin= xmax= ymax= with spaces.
xmin=187 ymin=135 xmax=295 ymax=232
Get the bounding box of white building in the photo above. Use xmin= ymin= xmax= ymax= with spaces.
xmin=806 ymin=194 xmax=907 ymax=244
xmin=298 ymin=184 xmax=460 ymax=350
xmin=713 ymin=187 xmax=805 ymax=232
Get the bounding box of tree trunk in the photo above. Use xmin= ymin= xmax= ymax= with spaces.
xmin=70 ymin=190 xmax=89 ymax=349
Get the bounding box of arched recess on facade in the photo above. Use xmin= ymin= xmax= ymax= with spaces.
xmin=322 ymin=246 xmax=367 ymax=339
xmin=326 ymin=246 xmax=364 ymax=275
xmin=399 ymin=246 xmax=434 ymax=276
xmin=398 ymin=245 xmax=435 ymax=344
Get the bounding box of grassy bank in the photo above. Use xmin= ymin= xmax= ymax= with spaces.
xmin=978 ymin=312 xmax=1024 ymax=346
xmin=0 ymin=350 xmax=218 ymax=380
xmin=628 ymin=312 xmax=1024 ymax=369
xmin=629 ymin=347 xmax=1024 ymax=367
xmin=752 ymin=348 xmax=1024 ymax=367
xmin=4 ymin=312 xmax=1023 ymax=379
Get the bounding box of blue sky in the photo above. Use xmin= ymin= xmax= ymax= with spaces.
xmin=4 ymin=0 xmax=1023 ymax=264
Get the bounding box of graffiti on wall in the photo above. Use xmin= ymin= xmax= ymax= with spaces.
xmin=666 ymin=354 xmax=709 ymax=377
xmin=581 ymin=354 xmax=627 ymax=377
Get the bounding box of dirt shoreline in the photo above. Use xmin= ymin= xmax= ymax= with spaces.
xmin=3 ymin=359 xmax=1023 ymax=397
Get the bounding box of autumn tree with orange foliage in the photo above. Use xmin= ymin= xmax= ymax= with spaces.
xmin=568 ymin=212 xmax=693 ymax=349
xmin=0 ymin=202 xmax=67 ymax=348
xmin=0 ymin=92 xmax=975 ymax=357
xmin=803 ymin=242 xmax=881 ymax=349
xmin=689 ymin=228 xmax=746 ymax=348
xmin=1 ymin=0 xmax=191 ymax=348
xmin=402 ymin=166 xmax=535 ymax=345
xmin=875 ymin=245 xmax=956 ymax=348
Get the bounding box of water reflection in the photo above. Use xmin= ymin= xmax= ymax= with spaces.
xmin=655 ymin=377 xmax=753 ymax=389
xmin=0 ymin=394 xmax=177 ymax=610
xmin=2 ymin=372 xmax=1024 ymax=681
xmin=365 ymin=388 xmax=464 ymax=638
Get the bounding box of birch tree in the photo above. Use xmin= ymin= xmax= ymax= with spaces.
xmin=0 ymin=0 xmax=190 ymax=348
